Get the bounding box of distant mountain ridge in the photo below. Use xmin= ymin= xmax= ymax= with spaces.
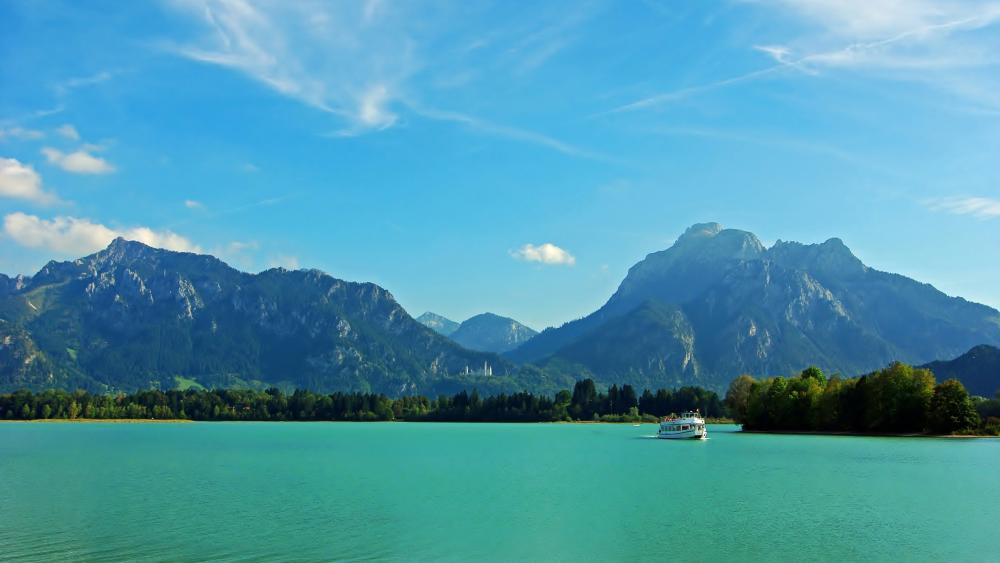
xmin=508 ymin=222 xmax=1000 ymax=389
xmin=921 ymin=345 xmax=1000 ymax=397
xmin=450 ymin=313 xmax=537 ymax=354
xmin=416 ymin=312 xmax=460 ymax=336
xmin=0 ymin=239 xmax=535 ymax=395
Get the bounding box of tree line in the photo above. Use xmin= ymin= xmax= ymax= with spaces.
xmin=725 ymin=362 xmax=1000 ymax=435
xmin=0 ymin=379 xmax=724 ymax=423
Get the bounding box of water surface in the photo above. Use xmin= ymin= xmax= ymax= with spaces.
xmin=1 ymin=423 xmax=997 ymax=561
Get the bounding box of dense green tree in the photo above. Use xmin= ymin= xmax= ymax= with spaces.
xmin=570 ymin=379 xmax=598 ymax=419
xmin=800 ymin=366 xmax=826 ymax=386
xmin=724 ymin=375 xmax=755 ymax=423
xmin=928 ymin=379 xmax=980 ymax=434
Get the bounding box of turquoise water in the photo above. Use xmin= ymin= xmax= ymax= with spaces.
xmin=1 ymin=423 xmax=998 ymax=562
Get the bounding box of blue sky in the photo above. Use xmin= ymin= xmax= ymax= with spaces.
xmin=1 ymin=0 xmax=999 ymax=329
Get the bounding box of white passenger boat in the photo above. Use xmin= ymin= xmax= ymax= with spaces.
xmin=657 ymin=411 xmax=707 ymax=440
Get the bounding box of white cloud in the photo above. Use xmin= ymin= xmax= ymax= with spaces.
xmin=184 ymin=199 xmax=204 ymax=209
xmin=0 ymin=127 xmax=45 ymax=141
xmin=2 ymin=212 xmax=201 ymax=256
xmin=56 ymin=124 xmax=80 ymax=141
xmin=267 ymin=254 xmax=300 ymax=270
xmin=510 ymin=243 xmax=576 ymax=266
xmin=0 ymin=158 xmax=59 ymax=205
xmin=924 ymin=196 xmax=1000 ymax=219
xmin=42 ymin=147 xmax=115 ymax=174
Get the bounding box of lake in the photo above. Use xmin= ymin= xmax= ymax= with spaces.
xmin=1 ymin=422 xmax=997 ymax=561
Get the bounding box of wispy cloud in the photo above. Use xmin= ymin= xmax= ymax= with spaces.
xmin=56 ymin=124 xmax=80 ymax=141
xmin=607 ymin=65 xmax=785 ymax=114
xmin=924 ymin=196 xmax=1000 ymax=219
xmin=165 ymin=0 xmax=415 ymax=134
xmin=510 ymin=243 xmax=576 ymax=266
xmin=165 ymin=1 xmax=609 ymax=159
xmin=0 ymin=158 xmax=60 ymax=205
xmin=0 ymin=107 xmax=65 ymax=128
xmin=610 ymin=0 xmax=1000 ymax=113
xmin=412 ymin=105 xmax=608 ymax=161
xmin=3 ymin=212 xmax=201 ymax=255
xmin=169 ymin=194 xmax=294 ymax=229
xmin=651 ymin=126 xmax=888 ymax=170
xmin=53 ymin=70 xmax=117 ymax=97
xmin=0 ymin=127 xmax=45 ymax=141
xmin=42 ymin=147 xmax=115 ymax=174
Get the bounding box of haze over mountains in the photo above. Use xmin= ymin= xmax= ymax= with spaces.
xmin=418 ymin=312 xmax=538 ymax=353
xmin=2 ymin=223 xmax=998 ymax=395
xmin=448 ymin=313 xmax=538 ymax=354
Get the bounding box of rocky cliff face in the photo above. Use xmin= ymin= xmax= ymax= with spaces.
xmin=0 ymin=274 xmax=30 ymax=298
xmin=449 ymin=313 xmax=537 ymax=353
xmin=508 ymin=223 xmax=1000 ymax=388
xmin=0 ymin=239 xmax=511 ymax=394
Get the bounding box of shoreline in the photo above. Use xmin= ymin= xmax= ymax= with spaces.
xmin=0 ymin=418 xmax=194 ymax=424
xmin=1 ymin=420 xmax=990 ymax=436
xmin=0 ymin=418 xmax=735 ymax=425
xmin=739 ymin=429 xmax=995 ymax=439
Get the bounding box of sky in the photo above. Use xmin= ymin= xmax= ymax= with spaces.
xmin=1 ymin=0 xmax=999 ymax=330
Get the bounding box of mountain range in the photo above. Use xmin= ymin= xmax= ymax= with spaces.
xmin=0 ymin=239 xmax=564 ymax=395
xmin=507 ymin=223 xmax=1000 ymax=390
xmin=2 ymin=223 xmax=998 ymax=395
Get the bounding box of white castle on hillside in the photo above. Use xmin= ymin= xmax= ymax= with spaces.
xmin=462 ymin=361 xmax=493 ymax=376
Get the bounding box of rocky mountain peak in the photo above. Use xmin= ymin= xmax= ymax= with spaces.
xmin=679 ymin=222 xmax=724 ymax=240
xmin=416 ymin=312 xmax=460 ymax=336
xmin=768 ymin=237 xmax=867 ymax=282
xmin=606 ymin=222 xmax=764 ymax=314
xmin=673 ymin=223 xmax=765 ymax=259
xmin=93 ymin=238 xmax=158 ymax=267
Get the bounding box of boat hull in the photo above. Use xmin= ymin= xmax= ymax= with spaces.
xmin=656 ymin=429 xmax=706 ymax=440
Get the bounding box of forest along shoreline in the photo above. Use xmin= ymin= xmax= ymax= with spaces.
xmin=0 ymin=380 xmax=724 ymax=424
xmin=724 ymin=363 xmax=1000 ymax=437
xmin=3 ymin=362 xmax=998 ymax=436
